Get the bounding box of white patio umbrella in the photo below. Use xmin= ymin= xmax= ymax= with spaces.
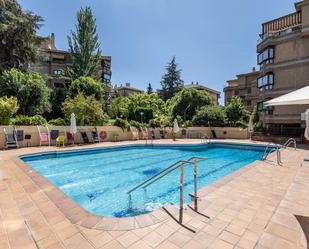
xmin=264 ymin=86 xmax=309 ymax=141
xmin=173 ymin=119 xmax=180 ymax=133
xmin=248 ymin=116 xmax=254 ymax=139
xmin=264 ymin=86 xmax=309 ymax=106
xmin=70 ymin=113 xmax=77 ymax=143
xmin=305 ymin=109 xmax=309 ymax=141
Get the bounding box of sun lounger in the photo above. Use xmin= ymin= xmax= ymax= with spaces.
xmin=142 ymin=128 xmax=149 ymax=140
xmin=37 ymin=126 xmax=50 ymax=146
xmin=92 ymin=128 xmax=100 ymax=143
xmin=3 ymin=127 xmax=18 ymax=149
xmin=159 ymin=129 xmax=165 ymax=139
xmin=80 ymin=131 xmax=90 ymax=143
xmin=66 ymin=132 xmax=74 ymax=144
xmin=130 ymin=126 xmax=139 ymax=140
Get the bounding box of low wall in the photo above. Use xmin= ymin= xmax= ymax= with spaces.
xmin=0 ymin=126 xmax=249 ymax=149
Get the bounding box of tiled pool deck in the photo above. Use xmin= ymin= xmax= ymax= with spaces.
xmin=0 ymin=139 xmax=308 ymax=249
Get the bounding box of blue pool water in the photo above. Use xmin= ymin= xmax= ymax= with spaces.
xmin=21 ymin=143 xmax=266 ymax=217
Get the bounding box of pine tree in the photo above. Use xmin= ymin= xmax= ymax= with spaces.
xmin=160 ymin=56 xmax=184 ymax=100
xmin=146 ymin=83 xmax=153 ymax=94
xmin=67 ymin=6 xmax=102 ymax=80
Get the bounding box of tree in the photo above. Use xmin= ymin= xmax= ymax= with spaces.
xmin=126 ymin=93 xmax=166 ymax=123
xmin=160 ymin=56 xmax=184 ymax=100
xmin=109 ymin=97 xmax=130 ymax=119
xmin=0 ymin=69 xmax=51 ymax=115
xmin=225 ymin=96 xmax=245 ymax=126
xmin=169 ymin=88 xmax=212 ymax=121
xmin=67 ymin=76 xmax=104 ymax=101
xmin=0 ymin=0 xmax=43 ymax=71
xmin=146 ymin=83 xmax=153 ymax=94
xmin=0 ymin=96 xmax=19 ymax=125
xmin=192 ymin=106 xmax=226 ymax=127
xmin=49 ymin=88 xmax=67 ymax=119
xmin=109 ymin=93 xmax=166 ymax=123
xmin=67 ymin=6 xmax=102 ymax=79
xmin=62 ymin=93 xmax=108 ymax=125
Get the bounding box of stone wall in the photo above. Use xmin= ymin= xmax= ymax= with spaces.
xmin=0 ymin=126 xmax=249 ymax=149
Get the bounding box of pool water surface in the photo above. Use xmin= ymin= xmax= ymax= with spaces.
xmin=21 ymin=143 xmax=266 ymax=217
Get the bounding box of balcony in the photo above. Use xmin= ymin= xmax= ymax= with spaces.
xmin=258 ymin=11 xmax=302 ymax=44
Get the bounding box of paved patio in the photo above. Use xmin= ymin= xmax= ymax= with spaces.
xmin=0 ymin=139 xmax=308 ymax=249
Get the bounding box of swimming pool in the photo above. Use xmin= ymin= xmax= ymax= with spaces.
xmin=21 ymin=143 xmax=267 ymax=218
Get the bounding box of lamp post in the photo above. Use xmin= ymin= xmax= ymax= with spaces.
xmin=140 ymin=112 xmax=144 ymax=124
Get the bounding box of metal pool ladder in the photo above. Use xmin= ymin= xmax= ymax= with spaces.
xmin=282 ymin=138 xmax=296 ymax=150
xmin=127 ymin=156 xmax=208 ymax=223
xmin=261 ymin=143 xmax=282 ymax=165
xmin=261 ymin=138 xmax=297 ymax=165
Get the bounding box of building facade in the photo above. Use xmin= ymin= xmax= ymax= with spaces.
xmin=225 ymin=0 xmax=309 ymax=137
xmin=113 ymin=83 xmax=144 ymax=97
xmin=31 ymin=33 xmax=112 ymax=89
xmin=184 ymin=82 xmax=221 ymax=105
xmin=224 ymin=68 xmax=260 ymax=111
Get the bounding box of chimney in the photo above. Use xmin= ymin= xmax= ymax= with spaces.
xmin=191 ymin=81 xmax=194 ymax=85
xmin=125 ymin=83 xmax=130 ymax=87
xmin=196 ymin=81 xmax=199 ymax=85
xmin=50 ymin=33 xmax=56 ymax=49
xmin=252 ymin=67 xmax=256 ymax=72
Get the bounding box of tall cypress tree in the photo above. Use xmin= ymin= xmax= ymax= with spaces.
xmin=146 ymin=83 xmax=153 ymax=94
xmin=67 ymin=6 xmax=101 ymax=80
xmin=160 ymin=56 xmax=184 ymax=100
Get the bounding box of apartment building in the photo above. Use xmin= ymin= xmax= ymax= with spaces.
xmin=113 ymin=83 xmax=144 ymax=97
xmin=32 ymin=33 xmax=112 ymax=89
xmin=184 ymin=82 xmax=221 ymax=105
xmin=224 ymin=68 xmax=260 ymax=111
xmin=225 ymin=0 xmax=309 ymax=137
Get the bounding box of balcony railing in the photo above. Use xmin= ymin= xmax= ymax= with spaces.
xmin=259 ymin=11 xmax=302 ymax=41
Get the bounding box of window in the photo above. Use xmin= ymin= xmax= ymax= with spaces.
xmin=257 ymin=47 xmax=274 ymax=65
xmin=257 ymin=73 xmax=274 ymax=90
xmin=257 ymin=102 xmax=264 ymax=111
xmin=257 ymin=101 xmax=273 ymax=115
xmin=103 ymin=74 xmax=111 ymax=83
xmin=53 ymin=69 xmax=62 ymax=75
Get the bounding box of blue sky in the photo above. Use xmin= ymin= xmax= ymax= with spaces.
xmin=19 ymin=0 xmax=295 ymax=104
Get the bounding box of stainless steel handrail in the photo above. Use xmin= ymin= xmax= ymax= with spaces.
xmin=261 ymin=143 xmax=282 ymax=165
xmin=127 ymin=156 xmax=208 ymax=223
xmin=283 ymin=138 xmax=296 ymax=150
xmin=127 ymin=160 xmax=191 ymax=194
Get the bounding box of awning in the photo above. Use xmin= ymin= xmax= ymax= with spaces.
xmin=264 ymin=86 xmax=309 ymax=106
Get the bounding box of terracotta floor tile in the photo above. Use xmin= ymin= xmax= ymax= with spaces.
xmin=142 ymin=231 xmax=165 ymax=248
xmin=117 ymin=231 xmax=139 ymax=248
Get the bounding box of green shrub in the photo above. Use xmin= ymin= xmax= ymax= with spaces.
xmin=112 ymin=118 xmax=129 ymax=131
xmin=0 ymin=69 xmax=51 ymax=115
xmin=182 ymin=120 xmax=193 ymax=128
xmin=11 ymin=115 xmax=47 ymax=125
xmin=225 ymin=96 xmax=245 ymax=127
xmin=192 ymin=106 xmax=226 ymax=127
xmin=62 ymin=93 xmax=107 ymax=126
xmin=0 ymin=96 xmax=19 ymax=125
xmin=48 ymin=118 xmax=67 ymax=126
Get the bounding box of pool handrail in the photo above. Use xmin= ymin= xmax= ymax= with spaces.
xmin=127 ymin=156 xmax=207 ymax=194
xmin=127 ymin=156 xmax=208 ymax=224
xmin=261 ymin=143 xmax=282 ymax=165
xmin=282 ymin=138 xmax=296 ymax=150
